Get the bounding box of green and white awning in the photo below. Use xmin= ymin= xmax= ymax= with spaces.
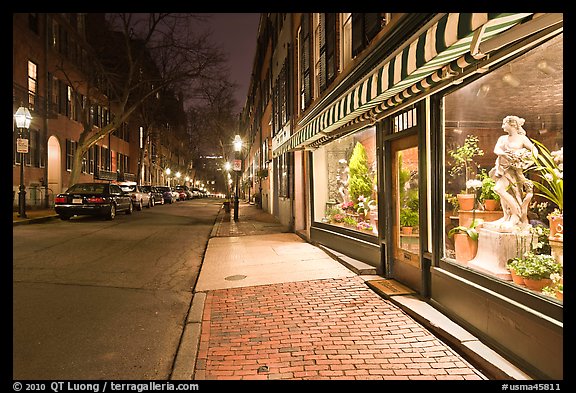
xmin=273 ymin=12 xmax=532 ymax=158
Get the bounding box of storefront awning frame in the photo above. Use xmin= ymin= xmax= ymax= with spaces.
xmin=273 ymin=12 xmax=533 ymax=158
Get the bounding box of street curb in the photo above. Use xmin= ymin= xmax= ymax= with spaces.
xmin=13 ymin=215 xmax=59 ymax=226
xmin=170 ymin=292 xmax=206 ymax=380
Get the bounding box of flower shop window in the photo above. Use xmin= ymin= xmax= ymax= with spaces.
xmin=442 ymin=33 xmax=563 ymax=302
xmin=312 ymin=126 xmax=378 ymax=235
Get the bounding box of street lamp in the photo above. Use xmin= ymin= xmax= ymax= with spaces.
xmin=233 ymin=134 xmax=243 ymax=221
xmin=14 ymin=106 xmax=32 ymax=218
xmin=165 ymin=168 xmax=171 ymax=187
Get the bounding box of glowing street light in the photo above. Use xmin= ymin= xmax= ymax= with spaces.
xmin=14 ymin=106 xmax=32 ymax=218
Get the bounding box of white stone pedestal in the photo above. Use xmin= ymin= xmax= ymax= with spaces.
xmin=550 ymin=238 xmax=563 ymax=266
xmin=468 ymin=227 xmax=533 ymax=280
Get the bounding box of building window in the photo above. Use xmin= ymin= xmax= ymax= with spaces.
xmin=313 ymin=126 xmax=378 ymax=236
xmin=66 ymin=139 xmax=76 ymax=171
xmin=340 ymin=13 xmax=353 ymax=71
xmin=277 ymin=153 xmax=290 ymax=198
xmin=299 ymin=14 xmax=312 ymax=111
xmin=393 ymin=108 xmax=417 ymax=133
xmin=28 ymin=60 xmax=38 ymax=111
xmin=352 ymin=13 xmax=384 ymax=58
xmin=442 ymin=34 xmax=563 ymax=302
xmin=314 ymin=13 xmax=337 ymax=94
xmin=28 ymin=13 xmax=39 ymax=34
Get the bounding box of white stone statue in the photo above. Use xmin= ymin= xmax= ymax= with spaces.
xmin=485 ymin=115 xmax=538 ymax=232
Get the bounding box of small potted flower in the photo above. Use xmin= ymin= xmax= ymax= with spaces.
xmin=542 ymin=273 xmax=563 ymax=301
xmin=448 ymin=218 xmax=483 ymax=264
xmin=529 ymin=140 xmax=562 ymax=239
xmin=478 ymin=170 xmax=500 ymax=211
xmin=510 ymin=251 xmax=562 ymax=292
xmin=447 ymin=135 xmax=484 ymax=211
xmin=400 ymin=207 xmax=419 ymax=235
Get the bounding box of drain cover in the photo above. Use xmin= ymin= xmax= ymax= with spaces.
xmin=225 ymin=274 xmax=247 ymax=281
xmin=257 ymin=365 xmax=269 ymax=373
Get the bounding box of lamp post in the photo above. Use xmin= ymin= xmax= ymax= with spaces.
xmin=165 ymin=168 xmax=171 ymax=187
xmin=233 ymin=135 xmax=243 ymax=221
xmin=14 ymin=106 xmax=32 ymax=218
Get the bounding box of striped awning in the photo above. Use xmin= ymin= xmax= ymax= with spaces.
xmin=273 ymin=13 xmax=532 ymax=158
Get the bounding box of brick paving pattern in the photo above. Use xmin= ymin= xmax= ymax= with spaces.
xmin=194 ymin=276 xmax=486 ymax=380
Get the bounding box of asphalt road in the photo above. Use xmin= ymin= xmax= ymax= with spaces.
xmin=12 ymin=198 xmax=222 ymax=380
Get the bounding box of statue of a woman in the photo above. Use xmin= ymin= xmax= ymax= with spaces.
xmin=486 ymin=115 xmax=538 ymax=232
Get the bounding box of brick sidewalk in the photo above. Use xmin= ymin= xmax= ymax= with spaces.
xmin=194 ymin=276 xmax=486 ymax=380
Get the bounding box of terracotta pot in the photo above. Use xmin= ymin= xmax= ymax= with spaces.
xmin=457 ymin=193 xmax=476 ymax=211
xmin=523 ymin=277 xmax=553 ymax=292
xmin=453 ymin=232 xmax=478 ymax=264
xmin=548 ymin=215 xmax=563 ymax=240
xmin=483 ymin=199 xmax=500 ymax=211
xmin=509 ymin=268 xmax=525 ymax=286
xmin=556 ymin=291 xmax=563 ymax=301
xmin=401 ymin=226 xmax=413 ymax=235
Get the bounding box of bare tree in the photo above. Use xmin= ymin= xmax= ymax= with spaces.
xmin=188 ymin=77 xmax=239 ymax=191
xmin=58 ymin=13 xmax=228 ymax=186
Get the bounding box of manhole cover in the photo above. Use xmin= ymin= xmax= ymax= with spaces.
xmin=225 ymin=274 xmax=247 ymax=281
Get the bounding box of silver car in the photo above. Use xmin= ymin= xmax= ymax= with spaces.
xmin=118 ymin=182 xmax=152 ymax=210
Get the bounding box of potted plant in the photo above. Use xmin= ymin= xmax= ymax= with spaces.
xmin=447 ymin=218 xmax=483 ymax=263
xmin=400 ymin=207 xmax=419 ymax=235
xmin=445 ymin=193 xmax=460 ymax=216
xmin=542 ymin=273 xmax=563 ymax=301
xmin=529 ymin=140 xmax=563 ymax=239
xmin=478 ymin=170 xmax=500 ymax=211
xmin=447 ymin=135 xmax=484 ymax=211
xmin=348 ymin=142 xmax=373 ymax=203
xmin=508 ymin=252 xmax=562 ymax=291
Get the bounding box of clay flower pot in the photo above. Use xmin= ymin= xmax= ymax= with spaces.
xmin=523 ymin=277 xmax=553 ymax=292
xmin=509 ymin=268 xmax=525 ymax=286
xmin=548 ymin=214 xmax=563 ymax=240
xmin=453 ymin=232 xmax=478 ymax=264
xmin=483 ymin=199 xmax=500 ymax=211
xmin=457 ymin=194 xmax=476 ymax=211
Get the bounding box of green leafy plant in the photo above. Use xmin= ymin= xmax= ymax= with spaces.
xmin=399 ymin=207 xmax=419 ymax=228
xmin=542 ymin=273 xmax=563 ymax=298
xmin=477 ymin=169 xmax=500 ymax=203
xmin=447 ymin=135 xmax=484 ymax=192
xmin=348 ymin=142 xmax=373 ymax=202
xmin=529 ymin=139 xmax=563 ymax=213
xmin=507 ymin=252 xmax=561 ymax=280
xmin=445 ymin=193 xmax=459 ymax=213
xmin=447 ymin=218 xmax=483 ymax=241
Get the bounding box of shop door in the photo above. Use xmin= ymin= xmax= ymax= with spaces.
xmin=390 ymin=133 xmax=421 ymax=291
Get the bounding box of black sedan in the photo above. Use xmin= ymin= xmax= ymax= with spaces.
xmin=54 ymin=182 xmax=133 ymax=220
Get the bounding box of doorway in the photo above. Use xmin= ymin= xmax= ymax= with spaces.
xmin=47 ymin=136 xmax=61 ymax=204
xmin=389 ymin=131 xmax=422 ymax=292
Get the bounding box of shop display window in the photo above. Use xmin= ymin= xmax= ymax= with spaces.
xmin=442 ymin=34 xmax=563 ymax=302
xmin=313 ymin=126 xmax=378 ymax=235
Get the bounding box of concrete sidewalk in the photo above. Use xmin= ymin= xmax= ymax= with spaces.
xmin=172 ymin=202 xmax=533 ymax=381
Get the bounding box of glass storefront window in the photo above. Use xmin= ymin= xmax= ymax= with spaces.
xmin=313 ymin=126 xmax=378 ymax=235
xmin=442 ymin=34 xmax=563 ymax=302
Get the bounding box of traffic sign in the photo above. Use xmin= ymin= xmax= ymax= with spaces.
xmin=16 ymin=138 xmax=29 ymax=154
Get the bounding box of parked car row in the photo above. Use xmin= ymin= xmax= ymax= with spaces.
xmin=54 ymin=182 xmax=202 ymax=220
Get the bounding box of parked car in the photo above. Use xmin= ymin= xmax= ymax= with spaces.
xmin=156 ymin=186 xmax=176 ymax=204
xmin=170 ymin=187 xmax=181 ymax=201
xmin=54 ymin=182 xmax=133 ymax=220
xmin=141 ymin=185 xmax=163 ymax=206
xmin=175 ymin=185 xmax=194 ymax=200
xmin=118 ymin=182 xmax=152 ymax=210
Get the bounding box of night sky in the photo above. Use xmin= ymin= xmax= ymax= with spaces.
xmin=205 ymin=13 xmax=260 ymax=114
